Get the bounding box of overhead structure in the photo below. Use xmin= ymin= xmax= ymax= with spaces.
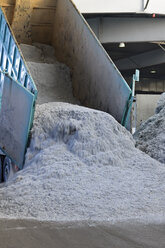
xmin=86 ymin=17 xmax=165 ymax=44
xmin=115 ymin=48 xmax=165 ymax=71
xmin=72 ymin=0 xmax=165 ymax=129
xmin=73 ymin=0 xmax=165 ymax=15
xmin=78 ymin=1 xmax=165 ymax=93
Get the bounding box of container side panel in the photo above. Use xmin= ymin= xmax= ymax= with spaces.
xmin=52 ymin=0 xmax=131 ymax=122
xmin=0 ymin=74 xmax=34 ymax=168
xmin=0 ymin=7 xmax=37 ymax=95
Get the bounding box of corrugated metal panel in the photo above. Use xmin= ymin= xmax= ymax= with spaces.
xmin=0 ymin=7 xmax=37 ymax=168
xmin=0 ymin=7 xmax=37 ymax=95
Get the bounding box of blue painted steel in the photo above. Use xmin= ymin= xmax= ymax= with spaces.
xmin=0 ymin=8 xmax=38 ymax=169
xmin=0 ymin=72 xmax=35 ymax=169
xmin=0 ymin=8 xmax=37 ymax=96
xmin=121 ymin=70 xmax=140 ymax=128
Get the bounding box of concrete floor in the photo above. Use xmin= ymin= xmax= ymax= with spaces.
xmin=0 ymin=219 xmax=165 ymax=248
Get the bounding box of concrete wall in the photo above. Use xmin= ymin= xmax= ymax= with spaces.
xmin=136 ymin=94 xmax=160 ymax=128
xmin=1 ymin=0 xmax=57 ymax=44
xmin=136 ymin=78 xmax=165 ymax=93
xmin=52 ymin=0 xmax=131 ymax=123
xmin=1 ymin=0 xmax=15 ymax=24
xmin=125 ymin=77 xmax=165 ymax=94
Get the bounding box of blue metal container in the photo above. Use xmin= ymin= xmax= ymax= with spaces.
xmin=0 ymin=8 xmax=38 ymax=169
xmin=0 ymin=8 xmax=37 ymax=95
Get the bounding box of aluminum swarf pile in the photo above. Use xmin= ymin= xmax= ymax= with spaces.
xmin=0 ymin=103 xmax=165 ymax=223
xmin=134 ymin=93 xmax=165 ymax=164
xmin=20 ymin=43 xmax=79 ymax=105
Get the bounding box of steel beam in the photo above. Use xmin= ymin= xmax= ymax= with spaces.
xmin=115 ymin=48 xmax=165 ymax=70
xmin=73 ymin=0 xmax=144 ymax=13
xmin=86 ymin=17 xmax=165 ymax=43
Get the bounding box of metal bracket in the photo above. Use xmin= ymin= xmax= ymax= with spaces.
xmin=121 ymin=69 xmax=140 ymax=128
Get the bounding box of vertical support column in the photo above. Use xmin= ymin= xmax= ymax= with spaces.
xmin=142 ymin=0 xmax=145 ymax=10
xmin=121 ymin=69 xmax=140 ymax=129
xmin=11 ymin=0 xmax=33 ymax=44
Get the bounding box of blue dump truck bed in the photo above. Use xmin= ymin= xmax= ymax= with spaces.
xmin=0 ymin=8 xmax=37 ymax=172
xmin=0 ymin=0 xmax=136 ymax=182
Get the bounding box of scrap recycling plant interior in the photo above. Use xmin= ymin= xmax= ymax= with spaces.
xmin=0 ymin=0 xmax=165 ymax=227
xmin=0 ymin=0 xmax=134 ymax=180
xmin=84 ymin=10 xmax=165 ymax=127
